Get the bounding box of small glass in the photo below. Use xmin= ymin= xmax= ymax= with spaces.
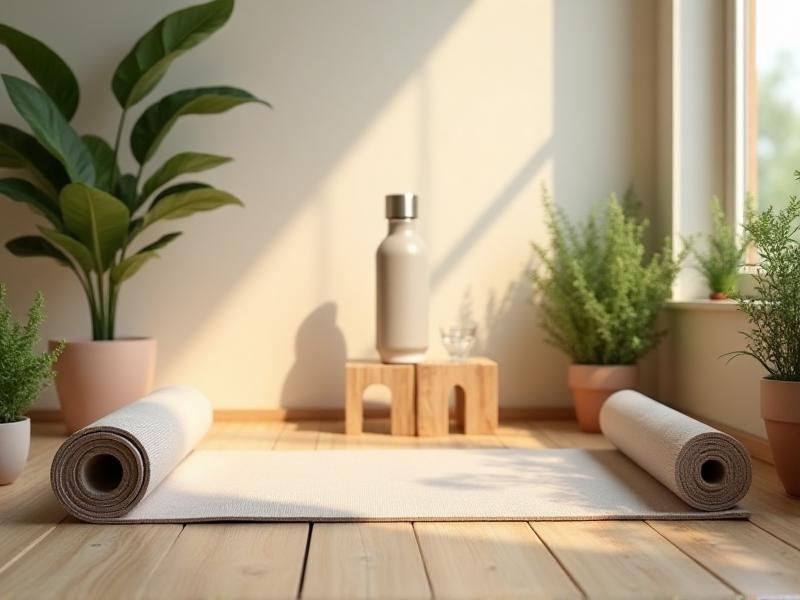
xmin=439 ymin=323 xmax=477 ymax=361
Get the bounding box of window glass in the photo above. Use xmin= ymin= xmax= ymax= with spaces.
xmin=755 ymin=0 xmax=800 ymax=212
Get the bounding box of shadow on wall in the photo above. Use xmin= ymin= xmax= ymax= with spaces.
xmin=121 ymin=1 xmax=474 ymax=374
xmin=477 ymin=260 xmax=570 ymax=407
xmin=280 ymin=302 xmax=347 ymax=408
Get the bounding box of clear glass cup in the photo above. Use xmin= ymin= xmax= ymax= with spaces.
xmin=439 ymin=323 xmax=477 ymax=361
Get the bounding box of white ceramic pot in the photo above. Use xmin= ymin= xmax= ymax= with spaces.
xmin=0 ymin=416 xmax=31 ymax=485
xmin=52 ymin=338 xmax=157 ymax=434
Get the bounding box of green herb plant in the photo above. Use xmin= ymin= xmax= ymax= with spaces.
xmin=0 ymin=283 xmax=63 ymax=423
xmin=730 ymin=185 xmax=800 ymax=380
xmin=692 ymin=198 xmax=748 ymax=298
xmin=0 ymin=0 xmax=269 ymax=340
xmin=531 ymin=188 xmax=684 ymax=365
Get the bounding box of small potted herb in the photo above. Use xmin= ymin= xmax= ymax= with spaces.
xmin=692 ymin=198 xmax=748 ymax=300
xmin=0 ymin=284 xmax=63 ymax=485
xmin=730 ymin=189 xmax=800 ymax=496
xmin=531 ymin=190 xmax=683 ymax=431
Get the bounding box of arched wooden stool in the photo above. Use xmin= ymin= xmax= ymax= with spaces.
xmin=345 ymin=361 xmax=415 ymax=435
xmin=416 ymin=358 xmax=498 ymax=436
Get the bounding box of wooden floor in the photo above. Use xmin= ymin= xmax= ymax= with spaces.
xmin=1 ymin=420 xmax=799 ymax=599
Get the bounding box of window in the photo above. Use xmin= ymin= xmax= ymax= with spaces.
xmin=747 ymin=0 xmax=800 ymax=213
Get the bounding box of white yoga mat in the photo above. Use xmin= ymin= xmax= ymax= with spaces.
xmin=51 ymin=387 xmax=752 ymax=523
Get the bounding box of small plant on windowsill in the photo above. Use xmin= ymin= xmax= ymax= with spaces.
xmin=530 ymin=187 xmax=684 ymax=432
xmin=728 ymin=183 xmax=800 ymax=496
xmin=0 ymin=283 xmax=63 ymax=484
xmin=691 ymin=198 xmax=749 ymax=300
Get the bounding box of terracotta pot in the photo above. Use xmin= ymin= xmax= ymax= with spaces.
xmin=709 ymin=291 xmax=729 ymax=300
xmin=0 ymin=417 xmax=30 ymax=485
xmin=51 ymin=338 xmax=156 ymax=434
xmin=568 ymin=364 xmax=638 ymax=432
xmin=761 ymin=378 xmax=800 ymax=496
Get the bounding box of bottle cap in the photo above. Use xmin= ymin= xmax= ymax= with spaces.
xmin=385 ymin=193 xmax=418 ymax=219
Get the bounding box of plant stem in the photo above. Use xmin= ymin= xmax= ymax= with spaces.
xmin=96 ymin=271 xmax=107 ymax=340
xmin=76 ymin=270 xmax=101 ymax=340
xmin=134 ymin=162 xmax=144 ymax=193
xmin=110 ymin=108 xmax=128 ymax=190
xmin=108 ymin=282 xmax=120 ymax=340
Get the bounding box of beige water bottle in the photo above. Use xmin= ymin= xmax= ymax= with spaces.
xmin=376 ymin=193 xmax=429 ymax=364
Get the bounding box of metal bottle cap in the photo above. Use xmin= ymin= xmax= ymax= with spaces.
xmin=385 ymin=193 xmax=418 ymax=219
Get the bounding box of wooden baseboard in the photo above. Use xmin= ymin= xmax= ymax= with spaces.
xmin=28 ymin=406 xmax=575 ymax=424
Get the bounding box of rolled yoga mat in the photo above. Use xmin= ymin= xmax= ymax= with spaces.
xmin=51 ymin=386 xmax=212 ymax=521
xmin=600 ymin=389 xmax=752 ymax=512
xmin=51 ymin=387 xmax=751 ymax=523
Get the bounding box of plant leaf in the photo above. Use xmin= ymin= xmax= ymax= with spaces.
xmin=130 ymin=86 xmax=269 ymax=163
xmin=0 ymin=24 xmax=80 ymax=120
xmin=114 ymin=173 xmax=139 ymax=211
xmin=82 ymin=135 xmax=119 ymax=193
xmin=6 ymin=235 xmax=70 ymax=266
xmin=138 ymin=231 xmax=182 ymax=253
xmin=111 ymin=250 xmax=158 ymax=284
xmin=0 ymin=178 xmax=62 ymax=228
xmin=2 ymin=75 xmax=95 ymax=184
xmin=0 ymin=124 xmax=69 ymax=191
xmin=38 ymin=227 xmax=95 ymax=273
xmin=143 ymin=187 xmax=241 ymax=228
xmin=111 ymin=0 xmax=234 ymax=108
xmin=140 ymin=152 xmax=230 ymax=205
xmin=59 ymin=183 xmax=130 ymax=271
xmin=152 ymin=181 xmax=211 ymax=206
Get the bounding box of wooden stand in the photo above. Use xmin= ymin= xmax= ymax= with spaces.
xmin=416 ymin=358 xmax=499 ymax=437
xmin=345 ymin=361 xmax=415 ymax=435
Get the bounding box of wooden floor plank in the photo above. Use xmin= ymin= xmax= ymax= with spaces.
xmin=314 ymin=420 xmax=346 ymax=449
xmin=0 ymin=520 xmax=181 ymax=600
xmin=302 ymin=523 xmax=430 ymax=599
xmin=649 ymin=520 xmax=800 ymax=598
xmin=415 ymin=521 xmax=581 ymax=599
xmin=533 ymin=521 xmax=735 ymax=599
xmin=533 ymin=420 xmax=614 ymax=450
xmin=0 ymin=494 xmax=66 ymax=575
xmin=326 ymin=419 xmax=420 ymax=449
xmin=496 ymin=421 xmax=555 ymax=448
xmin=416 ymin=429 xmax=505 ymax=448
xmin=143 ymin=523 xmax=308 ymax=600
xmin=740 ymin=460 xmax=800 ymax=550
xmin=198 ymin=421 xmax=284 ymax=450
xmin=0 ymin=430 xmax=67 ymax=574
xmin=273 ymin=421 xmax=323 ymax=450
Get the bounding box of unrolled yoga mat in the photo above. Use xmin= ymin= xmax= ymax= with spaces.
xmin=51 ymin=386 xmax=752 ymax=523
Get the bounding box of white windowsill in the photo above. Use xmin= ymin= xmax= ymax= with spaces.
xmin=667 ymin=299 xmax=739 ymax=312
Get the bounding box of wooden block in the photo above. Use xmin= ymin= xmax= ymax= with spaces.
xmin=416 ymin=358 xmax=499 ymax=437
xmin=345 ymin=361 xmax=415 ymax=436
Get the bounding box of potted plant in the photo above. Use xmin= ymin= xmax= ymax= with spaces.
xmin=0 ymin=0 xmax=268 ymax=432
xmin=692 ymin=198 xmax=748 ymax=300
xmin=0 ymin=284 xmax=63 ymax=484
xmin=531 ymin=189 xmax=683 ymax=432
xmin=729 ymin=190 xmax=800 ymax=496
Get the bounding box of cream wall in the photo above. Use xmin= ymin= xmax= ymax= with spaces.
xmin=661 ymin=306 xmax=765 ymax=438
xmin=0 ymin=0 xmax=658 ymax=411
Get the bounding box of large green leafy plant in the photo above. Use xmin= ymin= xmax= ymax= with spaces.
xmin=0 ymin=283 xmax=63 ymax=423
xmin=0 ymin=0 xmax=268 ymax=339
xmin=731 ymin=187 xmax=800 ymax=380
xmin=531 ymin=189 xmax=683 ymax=365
